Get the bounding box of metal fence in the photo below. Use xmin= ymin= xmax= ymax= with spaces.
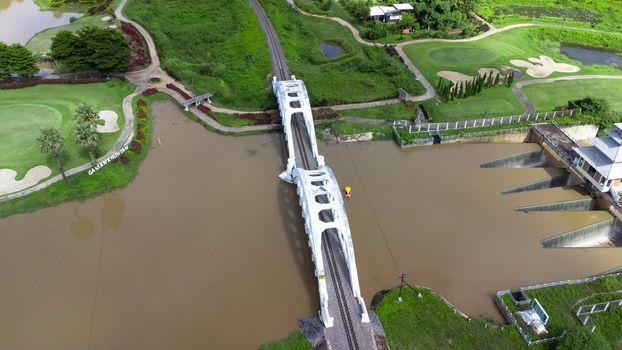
xmin=496 ymin=272 xmax=622 ymax=346
xmin=576 ymin=297 xmax=622 ymax=332
xmin=402 ymin=109 xmax=579 ymax=134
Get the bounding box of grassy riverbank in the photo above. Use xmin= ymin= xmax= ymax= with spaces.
xmin=0 ymin=91 xmax=163 ymax=219
xmin=0 ymin=79 xmax=132 ymax=178
xmin=124 ymin=0 xmax=273 ymax=110
xmin=376 ymin=287 xmax=527 ymax=349
xmin=259 ymin=331 xmax=313 ymax=350
xmin=500 ymin=274 xmax=622 ymax=342
xmin=477 ymin=0 xmax=622 ymax=33
xmin=259 ymin=0 xmax=424 ymax=105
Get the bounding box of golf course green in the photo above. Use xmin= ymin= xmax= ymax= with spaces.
xmin=0 ymin=79 xmax=133 ymax=179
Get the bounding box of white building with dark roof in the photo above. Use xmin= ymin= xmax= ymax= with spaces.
xmin=369 ymin=4 xmax=413 ymax=23
xmin=573 ymin=123 xmax=622 ymax=192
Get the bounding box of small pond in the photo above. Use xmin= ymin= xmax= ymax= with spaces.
xmin=0 ymin=0 xmax=82 ymax=44
xmin=320 ymin=43 xmax=343 ymax=59
xmin=561 ymin=44 xmax=622 ymax=70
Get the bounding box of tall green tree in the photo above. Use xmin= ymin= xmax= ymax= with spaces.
xmin=51 ymin=26 xmax=130 ymax=72
xmin=0 ymin=41 xmax=38 ymax=80
xmin=37 ymin=128 xmax=67 ymax=180
xmin=7 ymin=44 xmax=38 ymax=76
xmin=75 ymin=123 xmax=99 ymax=165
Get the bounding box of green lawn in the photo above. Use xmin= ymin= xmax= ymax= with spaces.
xmin=25 ymin=14 xmax=112 ymax=56
xmin=124 ymin=0 xmax=273 ymax=110
xmin=375 ymin=288 xmax=529 ymax=350
xmin=259 ymin=0 xmax=424 ymax=105
xmin=421 ymin=87 xmax=525 ymax=122
xmin=0 ymin=80 xmax=133 ymax=179
xmin=402 ymin=26 xmax=622 ymax=121
xmin=259 ymin=331 xmax=313 ymax=350
xmin=522 ymin=79 xmax=622 ymax=113
xmin=501 ymin=275 xmax=622 ymax=341
xmin=404 ymin=26 xmax=622 ymax=86
xmin=0 ymin=91 xmax=160 ymax=219
xmin=338 ymin=103 xmax=418 ymax=120
xmin=477 ymin=0 xmax=622 ymax=34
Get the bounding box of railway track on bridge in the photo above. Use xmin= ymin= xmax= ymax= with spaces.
xmin=250 ymin=1 xmax=375 ymax=348
xmin=322 ymin=232 xmax=360 ymax=350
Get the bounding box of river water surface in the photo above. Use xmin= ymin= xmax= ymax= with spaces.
xmin=0 ymin=0 xmax=81 ymax=44
xmin=0 ymin=102 xmax=620 ymax=349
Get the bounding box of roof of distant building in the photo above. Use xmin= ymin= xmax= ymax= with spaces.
xmin=393 ymin=3 xmax=414 ymax=11
xmin=369 ymin=5 xmax=400 ymax=16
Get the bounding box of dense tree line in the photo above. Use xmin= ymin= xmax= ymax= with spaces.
xmin=437 ymin=70 xmax=512 ymax=101
xmin=50 ymin=26 xmax=130 ymax=72
xmin=0 ymin=42 xmax=38 ymax=80
xmin=340 ymin=0 xmax=481 ymax=40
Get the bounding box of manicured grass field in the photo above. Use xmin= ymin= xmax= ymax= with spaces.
xmin=404 ymin=26 xmax=622 ymax=86
xmin=421 ymin=87 xmax=525 ymax=122
xmin=0 ymin=91 xmax=158 ymax=219
xmin=259 ymin=0 xmax=424 ymax=105
xmin=124 ymin=0 xmax=273 ymax=110
xmin=26 ymin=14 xmax=111 ymax=56
xmin=0 ymin=80 xmax=133 ymax=178
xmin=522 ymin=79 xmax=622 ymax=113
xmin=477 ymin=0 xmax=622 ymax=33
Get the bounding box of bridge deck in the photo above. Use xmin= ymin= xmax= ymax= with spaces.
xmin=292 ymin=115 xmax=319 ymax=170
xmin=322 ymin=230 xmax=377 ymax=349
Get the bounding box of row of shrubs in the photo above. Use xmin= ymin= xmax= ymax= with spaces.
xmin=114 ymin=98 xmax=150 ymax=165
xmin=121 ymin=22 xmax=150 ymax=70
xmin=0 ymin=78 xmax=106 ymax=90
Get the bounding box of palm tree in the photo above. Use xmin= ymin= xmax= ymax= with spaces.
xmin=75 ymin=104 xmax=102 ymax=126
xmin=37 ymin=128 xmax=67 ymax=180
xmin=75 ymin=123 xmax=99 ymax=165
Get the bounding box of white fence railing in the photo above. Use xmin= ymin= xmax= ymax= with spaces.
xmin=404 ymin=109 xmax=579 ymax=134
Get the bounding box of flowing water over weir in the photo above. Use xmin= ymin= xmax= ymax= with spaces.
xmin=1 ymin=105 xmax=621 ymax=349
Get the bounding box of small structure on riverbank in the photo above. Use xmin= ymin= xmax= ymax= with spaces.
xmin=573 ymin=123 xmax=622 ymax=193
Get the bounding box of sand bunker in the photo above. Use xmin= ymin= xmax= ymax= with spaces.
xmin=437 ymin=67 xmax=503 ymax=85
xmin=0 ymin=166 xmax=52 ymax=196
xmin=96 ymin=110 xmax=119 ymax=133
xmin=510 ymin=55 xmax=579 ymax=78
xmin=437 ymin=71 xmax=474 ymax=84
xmin=101 ymin=16 xmax=112 ymax=21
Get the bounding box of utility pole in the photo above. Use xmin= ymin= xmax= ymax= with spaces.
xmin=397 ymin=273 xmax=406 ymax=303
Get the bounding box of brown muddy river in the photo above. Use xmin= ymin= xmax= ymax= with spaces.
xmin=0 ymin=102 xmax=620 ymax=349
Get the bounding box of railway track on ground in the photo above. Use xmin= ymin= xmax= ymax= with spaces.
xmin=248 ymin=0 xmax=289 ymax=81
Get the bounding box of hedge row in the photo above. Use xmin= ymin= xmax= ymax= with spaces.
xmin=0 ymin=78 xmax=105 ymax=90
